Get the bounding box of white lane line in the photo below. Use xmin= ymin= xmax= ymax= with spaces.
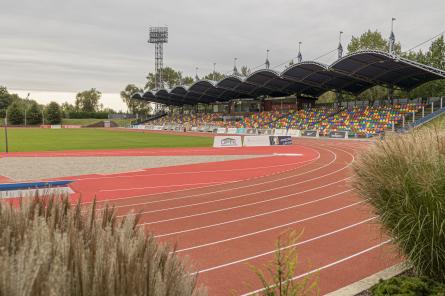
xmin=98 ymin=181 xmax=233 ymax=192
xmin=85 ymin=149 xmax=322 ymax=205
xmin=137 ymin=177 xmax=351 ymax=225
xmin=273 ymin=153 xmax=303 ymax=156
xmin=171 ymin=197 xmax=361 ymax=251
xmin=128 ymin=160 xmax=352 ymax=218
xmin=241 ymin=239 xmax=392 ymax=296
xmin=158 ymin=189 xmax=353 ymax=239
xmin=192 ymin=216 xmax=377 ymax=275
xmin=106 ymin=148 xmax=336 ymax=210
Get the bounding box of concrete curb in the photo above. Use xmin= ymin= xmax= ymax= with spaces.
xmin=325 ymin=262 xmax=409 ymax=296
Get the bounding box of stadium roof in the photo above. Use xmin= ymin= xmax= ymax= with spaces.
xmin=133 ymin=50 xmax=445 ymax=106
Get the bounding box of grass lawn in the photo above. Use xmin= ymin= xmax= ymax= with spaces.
xmin=0 ymin=128 xmax=212 ymax=152
xmin=62 ymin=118 xmax=134 ymax=127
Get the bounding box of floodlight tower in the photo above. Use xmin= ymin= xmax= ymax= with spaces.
xmin=148 ymin=26 xmax=168 ymax=89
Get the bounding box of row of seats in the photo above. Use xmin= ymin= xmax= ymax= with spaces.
xmin=147 ymin=104 xmax=424 ymax=136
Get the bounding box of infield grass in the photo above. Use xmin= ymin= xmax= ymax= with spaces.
xmin=0 ymin=128 xmax=212 ymax=152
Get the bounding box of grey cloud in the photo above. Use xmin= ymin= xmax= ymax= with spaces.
xmin=1 ymin=0 xmax=444 ymax=94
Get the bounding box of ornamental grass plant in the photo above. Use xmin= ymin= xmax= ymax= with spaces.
xmin=0 ymin=196 xmax=206 ymax=296
xmin=353 ymin=129 xmax=445 ymax=282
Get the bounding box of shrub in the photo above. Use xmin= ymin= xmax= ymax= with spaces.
xmin=249 ymin=231 xmax=319 ymax=295
xmin=67 ymin=111 xmax=109 ymax=119
xmin=371 ymin=276 xmax=445 ymax=296
xmin=353 ymin=130 xmax=445 ymax=282
xmin=6 ymin=101 xmax=24 ymax=125
xmin=45 ymin=101 xmax=62 ymax=124
xmin=26 ymin=102 xmax=43 ymax=125
xmin=0 ymin=196 xmax=206 ymax=296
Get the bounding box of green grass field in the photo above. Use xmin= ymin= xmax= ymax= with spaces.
xmin=0 ymin=128 xmax=212 ymax=152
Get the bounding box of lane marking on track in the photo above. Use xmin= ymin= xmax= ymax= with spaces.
xmin=126 ymin=158 xmax=352 ymax=216
xmin=82 ymin=149 xmax=322 ymax=205
xmin=103 ymin=148 xmax=336 ymax=209
xmin=241 ymin=239 xmax=392 ymax=296
xmin=272 ymin=153 xmax=302 ymax=156
xmin=192 ymin=216 xmax=377 ymax=275
xmin=158 ymin=189 xmax=353 ymax=239
xmin=172 ymin=199 xmax=363 ymax=252
xmin=129 ymin=165 xmax=351 ymax=225
xmin=137 ymin=177 xmax=352 ymax=225
xmin=98 ymin=181 xmax=234 ymax=192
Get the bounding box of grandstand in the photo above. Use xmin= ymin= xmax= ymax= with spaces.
xmin=133 ymin=50 xmax=445 ymax=138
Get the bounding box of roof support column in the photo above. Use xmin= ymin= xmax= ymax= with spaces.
xmin=387 ymin=85 xmax=394 ymax=104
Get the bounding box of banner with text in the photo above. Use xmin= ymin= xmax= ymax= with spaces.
xmin=302 ymin=130 xmax=319 ymax=137
xmin=328 ymin=131 xmax=348 ymax=139
xmin=243 ymin=136 xmax=270 ymax=147
xmin=213 ymin=136 xmax=243 ymax=148
xmin=269 ymin=136 xmax=293 ymax=145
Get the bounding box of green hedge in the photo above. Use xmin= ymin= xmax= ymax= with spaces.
xmin=66 ymin=111 xmax=108 ymax=119
xmin=372 ymin=276 xmax=445 ymax=295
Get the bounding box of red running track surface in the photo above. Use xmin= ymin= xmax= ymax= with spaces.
xmin=3 ymin=139 xmax=401 ymax=295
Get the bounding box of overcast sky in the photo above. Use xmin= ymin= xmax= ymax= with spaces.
xmin=1 ymin=0 xmax=444 ymax=110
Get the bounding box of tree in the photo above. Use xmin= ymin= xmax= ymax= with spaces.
xmin=46 ymin=102 xmax=62 ymax=124
xmin=144 ymin=67 xmax=194 ymax=90
xmin=120 ymin=84 xmax=151 ymax=115
xmin=75 ymin=88 xmax=101 ymax=112
xmin=403 ymin=36 xmax=445 ymax=98
xmin=0 ymin=86 xmax=13 ymax=113
xmin=26 ymin=101 xmax=43 ymax=125
xmin=61 ymin=102 xmax=76 ymax=114
xmin=202 ymin=72 xmax=226 ymax=81
xmin=240 ymin=65 xmax=251 ymax=77
xmin=347 ymin=30 xmax=402 ymax=54
xmin=345 ymin=30 xmax=403 ymax=102
xmin=7 ymin=101 xmax=24 ymax=125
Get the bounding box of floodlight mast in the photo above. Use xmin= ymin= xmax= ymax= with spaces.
xmin=148 ymin=26 xmax=168 ymax=90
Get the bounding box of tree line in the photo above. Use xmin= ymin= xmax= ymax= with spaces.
xmin=0 ymin=88 xmax=116 ymax=125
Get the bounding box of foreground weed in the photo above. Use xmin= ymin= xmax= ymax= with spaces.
xmin=248 ymin=230 xmax=319 ymax=296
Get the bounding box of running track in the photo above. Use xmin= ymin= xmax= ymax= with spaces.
xmin=1 ymin=139 xmax=401 ymax=295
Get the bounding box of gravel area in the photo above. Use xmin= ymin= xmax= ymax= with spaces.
xmin=0 ymin=155 xmax=262 ymax=181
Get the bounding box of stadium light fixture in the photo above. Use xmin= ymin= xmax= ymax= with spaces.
xmin=148 ymin=26 xmax=168 ymax=89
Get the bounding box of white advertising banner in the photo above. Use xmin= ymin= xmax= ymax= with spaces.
xmin=274 ymin=129 xmax=287 ymax=135
xmin=213 ymin=136 xmax=243 ymax=148
xmin=287 ymin=129 xmax=301 ymax=137
xmin=243 ymin=136 xmax=271 ymax=147
xmin=227 ymin=128 xmax=237 ymax=134
xmin=216 ymin=128 xmax=227 ymax=134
